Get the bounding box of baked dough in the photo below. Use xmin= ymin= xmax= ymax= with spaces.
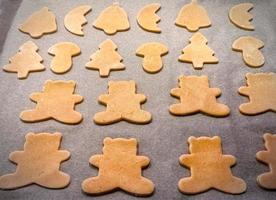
xmin=256 ymin=133 xmax=276 ymax=189
xmin=93 ymin=3 xmax=130 ymax=35
xmin=232 ymin=36 xmax=264 ymax=68
xmin=137 ymin=3 xmax=161 ymax=33
xmin=82 ymin=137 xmax=154 ymax=196
xmin=86 ymin=39 xmax=125 ymax=77
xmin=3 ymin=41 xmax=45 ymax=79
xmin=229 ymin=3 xmax=254 ymax=30
xmin=94 ymin=80 xmax=152 ymax=124
xmin=179 ymin=32 xmax=218 ymax=69
xmin=170 ymin=75 xmax=230 ymax=117
xmin=175 ymin=0 xmax=211 ymax=32
xmin=19 ymin=7 xmax=57 ymax=38
xmin=178 ymin=136 xmax=246 ymax=194
xmin=239 ymin=73 xmax=276 ymax=115
xmin=136 ymin=42 xmax=168 ymax=73
xmin=48 ymin=42 xmax=81 ymax=74
xmin=20 ymin=80 xmax=83 ymax=124
xmin=0 ymin=132 xmax=70 ymax=189
xmin=64 ymin=5 xmax=92 ymax=36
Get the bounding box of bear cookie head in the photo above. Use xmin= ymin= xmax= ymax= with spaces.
xmin=44 ymin=80 xmax=76 ymax=94
xmin=179 ymin=75 xmax=209 ymax=89
xmin=108 ymin=81 xmax=136 ymax=94
xmin=263 ymin=133 xmax=276 ymax=152
xmin=103 ymin=137 xmax=138 ymax=156
xmin=246 ymin=73 xmax=276 ymax=87
xmin=24 ymin=132 xmax=62 ymax=151
xmin=188 ymin=136 xmax=222 ymax=154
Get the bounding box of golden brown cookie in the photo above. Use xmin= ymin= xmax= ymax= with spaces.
xmin=82 ymin=137 xmax=154 ymax=196
xmin=178 ymin=136 xmax=246 ymax=194
xmin=48 ymin=42 xmax=81 ymax=74
xmin=20 ymin=80 xmax=83 ymax=124
xmin=232 ymin=36 xmax=264 ymax=68
xmin=239 ymin=73 xmax=276 ymax=115
xmin=175 ymin=0 xmax=211 ymax=32
xmin=19 ymin=7 xmax=57 ymax=38
xmin=94 ymin=80 xmax=152 ymax=124
xmin=86 ymin=39 xmax=125 ymax=77
xmin=136 ymin=42 xmax=168 ymax=73
xmin=64 ymin=5 xmax=92 ymax=36
xmin=179 ymin=32 xmax=218 ymax=69
xmin=170 ymin=75 xmax=230 ymax=117
xmin=3 ymin=41 xmax=45 ymax=79
xmin=137 ymin=3 xmax=161 ymax=33
xmin=229 ymin=3 xmax=254 ymax=30
xmin=0 ymin=132 xmax=70 ymax=190
xmin=256 ymin=133 xmax=276 ymax=189
xmin=93 ymin=3 xmax=130 ymax=35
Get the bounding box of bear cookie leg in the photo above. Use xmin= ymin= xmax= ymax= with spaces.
xmin=94 ymin=111 xmax=121 ymax=124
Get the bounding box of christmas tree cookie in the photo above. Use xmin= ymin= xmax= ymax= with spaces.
xmin=170 ymin=75 xmax=230 ymax=117
xmin=175 ymin=0 xmax=211 ymax=32
xmin=93 ymin=3 xmax=130 ymax=35
xmin=86 ymin=39 xmax=125 ymax=77
xmin=178 ymin=136 xmax=246 ymax=194
xmin=20 ymin=80 xmax=83 ymax=124
xmin=94 ymin=80 xmax=151 ymax=124
xmin=239 ymin=73 xmax=276 ymax=115
xmin=19 ymin=7 xmax=57 ymax=38
xmin=179 ymin=32 xmax=218 ymax=69
xmin=82 ymin=137 xmax=154 ymax=196
xmin=0 ymin=132 xmax=70 ymax=189
xmin=256 ymin=133 xmax=276 ymax=189
xmin=3 ymin=41 xmax=45 ymax=79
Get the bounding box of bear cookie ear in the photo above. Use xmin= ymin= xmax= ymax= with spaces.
xmin=104 ymin=137 xmax=113 ymax=144
xmin=188 ymin=136 xmax=196 ymax=143
xmin=264 ymin=133 xmax=273 ymax=140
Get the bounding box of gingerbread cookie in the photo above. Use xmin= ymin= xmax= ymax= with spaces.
xmin=93 ymin=3 xmax=130 ymax=35
xmin=0 ymin=132 xmax=70 ymax=189
xmin=256 ymin=133 xmax=276 ymax=189
xmin=94 ymin=80 xmax=151 ymax=124
xmin=20 ymin=80 xmax=83 ymax=124
xmin=86 ymin=39 xmax=125 ymax=77
xmin=175 ymin=0 xmax=211 ymax=32
xmin=48 ymin=42 xmax=80 ymax=74
xmin=239 ymin=73 xmax=276 ymax=115
xmin=232 ymin=36 xmax=264 ymax=68
xmin=137 ymin=3 xmax=161 ymax=33
xmin=64 ymin=5 xmax=92 ymax=36
xmin=229 ymin=3 xmax=254 ymax=30
xmin=19 ymin=7 xmax=57 ymax=38
xmin=178 ymin=136 xmax=246 ymax=194
xmin=136 ymin=42 xmax=168 ymax=73
xmin=179 ymin=32 xmax=218 ymax=69
xmin=3 ymin=41 xmax=45 ymax=79
xmin=170 ymin=75 xmax=230 ymax=117
xmin=82 ymin=137 xmax=154 ymax=196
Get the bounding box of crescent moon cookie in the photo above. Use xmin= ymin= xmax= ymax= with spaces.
xmin=64 ymin=5 xmax=92 ymax=36
xmin=137 ymin=3 xmax=161 ymax=33
xmin=229 ymin=3 xmax=254 ymax=30
xmin=19 ymin=7 xmax=57 ymax=38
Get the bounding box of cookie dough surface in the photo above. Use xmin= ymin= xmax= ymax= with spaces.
xmin=229 ymin=3 xmax=254 ymax=30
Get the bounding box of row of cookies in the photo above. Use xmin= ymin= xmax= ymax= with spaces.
xmin=0 ymin=132 xmax=275 ymax=195
xmin=18 ymin=1 xmax=255 ymax=37
xmin=17 ymin=73 xmax=275 ymax=125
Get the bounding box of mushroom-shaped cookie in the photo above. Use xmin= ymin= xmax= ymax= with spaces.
xmin=232 ymin=36 xmax=264 ymax=68
xmin=136 ymin=42 xmax=168 ymax=73
xmin=48 ymin=42 xmax=81 ymax=74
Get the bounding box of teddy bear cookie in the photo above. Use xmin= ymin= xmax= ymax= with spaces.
xmin=19 ymin=7 xmax=57 ymax=38
xmin=3 ymin=41 xmax=45 ymax=79
xmin=178 ymin=136 xmax=246 ymax=194
xmin=20 ymin=80 xmax=83 ymax=124
xmin=0 ymin=132 xmax=70 ymax=189
xmin=82 ymin=137 xmax=154 ymax=196
xmin=239 ymin=73 xmax=276 ymax=115
xmin=93 ymin=80 xmax=152 ymax=124
xmin=170 ymin=75 xmax=230 ymax=117
xmin=256 ymin=133 xmax=276 ymax=189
